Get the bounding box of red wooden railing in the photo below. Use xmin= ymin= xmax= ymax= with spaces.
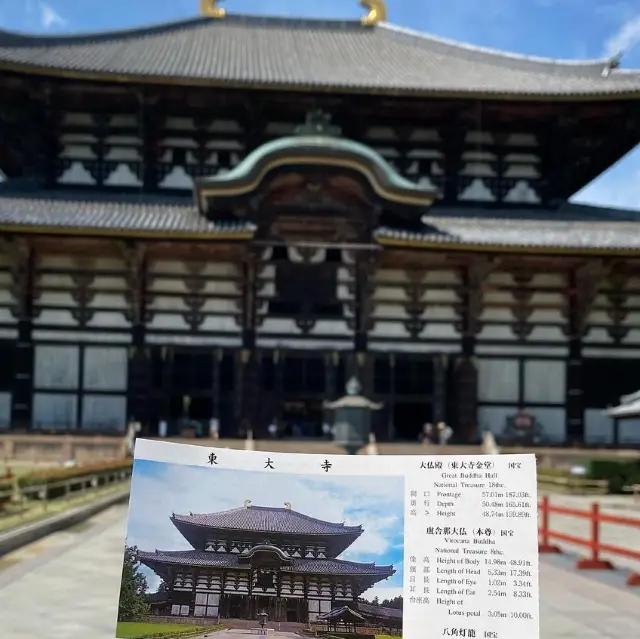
xmin=538 ymin=495 xmax=640 ymax=586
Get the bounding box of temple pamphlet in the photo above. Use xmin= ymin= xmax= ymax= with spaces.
xmin=116 ymin=439 xmax=539 ymax=639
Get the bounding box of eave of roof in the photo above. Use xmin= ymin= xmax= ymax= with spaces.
xmin=138 ymin=549 xmax=395 ymax=576
xmin=1 ymin=189 xmax=640 ymax=254
xmin=0 ymin=15 xmax=638 ymax=99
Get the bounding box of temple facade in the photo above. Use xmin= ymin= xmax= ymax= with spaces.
xmin=138 ymin=502 xmax=394 ymax=622
xmin=0 ymin=2 xmax=639 ymax=444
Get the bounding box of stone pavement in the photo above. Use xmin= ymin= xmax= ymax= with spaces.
xmin=0 ymin=504 xmax=638 ymax=639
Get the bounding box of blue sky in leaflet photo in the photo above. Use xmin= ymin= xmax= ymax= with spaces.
xmin=125 ymin=460 xmax=405 ymax=600
xmin=0 ymin=0 xmax=639 ymax=210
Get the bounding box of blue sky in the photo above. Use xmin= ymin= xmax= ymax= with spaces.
xmin=125 ymin=459 xmax=404 ymax=599
xmin=0 ymin=0 xmax=639 ymax=210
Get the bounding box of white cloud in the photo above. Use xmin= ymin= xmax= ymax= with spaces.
xmin=39 ymin=1 xmax=66 ymax=30
xmin=603 ymin=12 xmax=640 ymax=57
xmin=126 ymin=461 xmax=404 ymax=593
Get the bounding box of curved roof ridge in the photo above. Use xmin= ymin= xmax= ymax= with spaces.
xmin=179 ymin=504 xmax=362 ymax=531
xmin=0 ymin=14 xmax=364 ymax=47
xmin=250 ymin=505 xmax=362 ymax=531
xmin=379 ymin=22 xmax=619 ymax=72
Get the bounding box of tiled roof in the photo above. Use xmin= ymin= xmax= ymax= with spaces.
xmin=1 ymin=188 xmax=639 ymax=250
xmin=379 ymin=204 xmax=640 ymax=250
xmin=137 ymin=549 xmax=394 ymax=576
xmin=172 ymin=505 xmax=363 ymax=536
xmin=0 ymin=189 xmax=252 ymax=237
xmin=0 ymin=16 xmax=638 ymax=97
xmin=358 ymin=603 xmax=403 ymax=619
xmin=317 ymin=606 xmax=367 ymax=622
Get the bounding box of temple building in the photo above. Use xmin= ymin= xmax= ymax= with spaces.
xmin=0 ymin=1 xmax=639 ymax=444
xmin=137 ymin=502 xmax=395 ymax=622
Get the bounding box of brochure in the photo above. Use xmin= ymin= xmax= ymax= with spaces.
xmin=116 ymin=439 xmax=539 ymax=639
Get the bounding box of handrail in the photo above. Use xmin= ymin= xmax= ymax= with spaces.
xmin=538 ymin=495 xmax=640 ymax=586
xmin=0 ymin=469 xmax=131 ymax=508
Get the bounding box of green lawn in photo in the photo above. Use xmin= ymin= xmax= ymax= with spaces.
xmin=115 ymin=621 xmax=218 ymax=638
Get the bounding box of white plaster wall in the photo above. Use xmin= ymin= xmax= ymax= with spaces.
xmin=87 ymin=312 xmax=131 ymax=329
xmin=149 ymin=261 xmax=239 ymax=277
xmin=583 ymin=327 xmax=614 ymax=344
xmin=33 ymin=309 xmax=77 ymax=326
xmin=476 ymin=324 xmax=515 ymax=341
xmin=419 ymin=324 xmax=459 ymax=340
xmin=369 ymin=341 xmax=460 ymax=354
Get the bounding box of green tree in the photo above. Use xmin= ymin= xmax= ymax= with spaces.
xmin=381 ymin=595 xmax=403 ymax=609
xmin=118 ymin=545 xmax=151 ymax=621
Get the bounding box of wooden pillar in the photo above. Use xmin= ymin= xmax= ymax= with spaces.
xmin=123 ymin=243 xmax=151 ymax=426
xmin=432 ymin=354 xmax=447 ymax=424
xmin=212 ymin=348 xmax=222 ymax=420
xmin=454 ymin=258 xmax=494 ymax=441
xmin=138 ymin=92 xmax=161 ymax=192
xmin=325 ymin=352 xmax=338 ymax=398
xmin=238 ymin=252 xmax=260 ymax=434
xmin=565 ymin=262 xmax=605 ymax=444
xmin=234 ymin=350 xmax=247 ymax=434
xmin=388 ymin=354 xmax=396 ymax=441
xmin=8 ymin=239 xmax=34 ymax=429
xmin=441 ymin=111 xmax=465 ymax=203
xmin=160 ymin=347 xmax=173 ymax=425
xmin=353 ymin=253 xmax=374 ymax=356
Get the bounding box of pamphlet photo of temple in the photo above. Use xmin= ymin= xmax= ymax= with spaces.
xmin=121 ymin=460 xmax=403 ymax=629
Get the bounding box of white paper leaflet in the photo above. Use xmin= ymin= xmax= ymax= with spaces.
xmin=121 ymin=439 xmax=538 ymax=639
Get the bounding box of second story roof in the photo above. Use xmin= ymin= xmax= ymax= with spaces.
xmin=0 ymin=14 xmax=638 ymax=98
xmin=171 ymin=504 xmax=364 ymax=536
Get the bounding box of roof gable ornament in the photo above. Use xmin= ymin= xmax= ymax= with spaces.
xmin=360 ymin=0 xmax=387 ymax=25
xmin=295 ymin=109 xmax=342 ymax=137
xmin=200 ymin=0 xmax=225 ymax=18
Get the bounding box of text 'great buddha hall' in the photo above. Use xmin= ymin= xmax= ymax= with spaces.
xmin=0 ymin=0 xmax=639 ymax=444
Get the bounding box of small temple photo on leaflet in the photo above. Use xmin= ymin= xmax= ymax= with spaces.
xmin=0 ymin=0 xmax=639 ymax=451
xmin=137 ymin=501 xmax=398 ymax=628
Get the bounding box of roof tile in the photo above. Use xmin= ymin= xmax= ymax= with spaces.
xmin=138 ymin=549 xmax=394 ymax=576
xmin=1 ymin=189 xmax=639 ymax=250
xmin=0 ymin=16 xmax=638 ymax=96
xmin=172 ymin=505 xmax=363 ymax=535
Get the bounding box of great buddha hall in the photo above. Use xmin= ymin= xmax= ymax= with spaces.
xmin=0 ymin=1 xmax=638 ymax=445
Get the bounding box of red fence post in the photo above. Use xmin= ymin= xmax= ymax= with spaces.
xmin=538 ymin=496 xmax=561 ymax=554
xmin=576 ymin=502 xmax=614 ymax=570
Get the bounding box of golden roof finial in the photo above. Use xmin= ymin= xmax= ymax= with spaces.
xmin=360 ymin=0 xmax=387 ymax=25
xmin=200 ymin=0 xmax=226 ymax=19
